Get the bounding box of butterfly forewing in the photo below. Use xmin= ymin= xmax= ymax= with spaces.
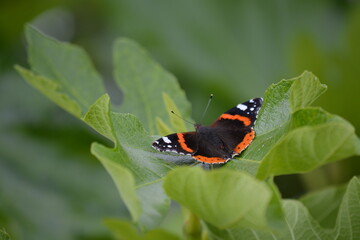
xmin=152 ymin=132 xmax=197 ymax=155
xmin=212 ymin=98 xmax=263 ymax=128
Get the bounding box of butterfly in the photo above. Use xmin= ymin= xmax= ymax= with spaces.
xmin=152 ymin=98 xmax=262 ymax=164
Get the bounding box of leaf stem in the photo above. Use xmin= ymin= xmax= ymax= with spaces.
xmin=183 ymin=208 xmax=203 ymax=240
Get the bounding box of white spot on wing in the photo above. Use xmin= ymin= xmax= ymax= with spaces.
xmin=237 ymin=104 xmax=248 ymax=111
xmin=249 ymin=99 xmax=254 ymax=103
xmin=162 ymin=137 xmax=172 ymax=143
xmin=250 ymin=107 xmax=254 ymax=111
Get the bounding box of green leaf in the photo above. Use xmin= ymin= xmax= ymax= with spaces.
xmin=163 ymin=167 xmax=282 ymax=230
xmin=15 ymin=66 xmax=82 ymax=118
xmin=16 ymin=26 xmax=192 ymax=231
xmin=300 ymin=183 xmax=347 ymax=229
xmin=206 ymin=200 xmax=333 ymax=240
xmin=220 ymin=71 xmax=359 ymax=179
xmin=91 ymin=143 xmax=141 ymax=223
xmin=266 ymin=178 xmax=285 ymax=230
xmin=105 ymin=219 xmax=180 ymax=240
xmin=280 ymin=200 xmax=332 ymax=240
xmin=205 ymin=223 xmax=271 ymax=240
xmin=142 ymin=230 xmax=180 ymax=240
xmin=224 ymin=72 xmax=326 ymax=173
xmin=289 ymin=72 xmax=327 ymax=111
xmin=105 ymin=219 xmax=141 ymax=240
xmin=85 ymin=95 xmax=174 ymax=229
xmin=257 ymin=108 xmax=360 ymax=179
xmin=155 ymin=117 xmax=173 ymax=136
xmin=333 ymin=177 xmax=360 ymax=240
xmin=86 ymin=95 xmax=177 ymax=230
xmin=206 ymin=177 xmax=360 ymax=240
xmin=113 ymin=38 xmax=191 ymax=134
xmin=18 ymin=25 xmax=105 ymax=116
xmin=224 ymin=159 xmax=260 ymax=176
xmin=162 ymin=92 xmax=189 ymax=133
xmin=83 ymin=41 xmax=194 ymax=229
xmin=242 ymin=71 xmax=327 ymax=162
xmin=83 ymin=94 xmax=116 ymax=142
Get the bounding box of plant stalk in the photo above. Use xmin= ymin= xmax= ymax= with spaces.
xmin=183 ymin=208 xmax=202 ymax=240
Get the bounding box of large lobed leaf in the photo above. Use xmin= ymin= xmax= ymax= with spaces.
xmin=204 ymin=177 xmax=360 ymax=240
xmin=300 ymin=184 xmax=346 ymax=229
xmin=113 ymin=38 xmax=191 ymax=134
xmin=224 ymin=72 xmax=360 ymax=179
xmin=16 ymin=25 xmax=191 ymax=230
xmin=205 ymin=200 xmax=333 ymax=240
xmin=163 ymin=167 xmax=284 ymax=230
xmin=300 ymin=177 xmax=360 ymax=239
xmin=86 ymin=95 xmax=177 ymax=230
xmin=333 ymin=177 xmax=360 ymax=239
xmin=16 ymin=25 xmax=105 ymax=117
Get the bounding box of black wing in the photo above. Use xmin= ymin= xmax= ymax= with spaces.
xmin=152 ymin=132 xmax=198 ymax=156
xmin=211 ymin=97 xmax=263 ymax=128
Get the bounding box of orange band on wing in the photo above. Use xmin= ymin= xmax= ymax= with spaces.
xmin=233 ymin=129 xmax=255 ymax=154
xmin=219 ymin=114 xmax=252 ymax=126
xmin=193 ymin=155 xmax=229 ymax=164
xmin=177 ymin=133 xmax=194 ymax=153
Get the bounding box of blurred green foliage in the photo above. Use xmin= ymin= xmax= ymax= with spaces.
xmin=1 ymin=0 xmax=360 ymax=239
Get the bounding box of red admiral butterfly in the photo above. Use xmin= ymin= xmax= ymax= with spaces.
xmin=152 ymin=98 xmax=263 ymax=164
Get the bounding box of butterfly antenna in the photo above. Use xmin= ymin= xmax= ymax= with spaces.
xmin=170 ymin=111 xmax=195 ymax=126
xmin=189 ymin=161 xmax=201 ymax=167
xmin=200 ymin=94 xmax=213 ymax=123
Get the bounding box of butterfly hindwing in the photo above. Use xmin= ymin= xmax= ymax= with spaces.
xmin=216 ymin=126 xmax=255 ymax=156
xmin=191 ymin=125 xmax=255 ymax=164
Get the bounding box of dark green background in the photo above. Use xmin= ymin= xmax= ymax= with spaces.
xmin=1 ymin=0 xmax=359 ymax=239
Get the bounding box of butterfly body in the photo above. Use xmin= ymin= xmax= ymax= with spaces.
xmin=152 ymin=98 xmax=263 ymax=164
